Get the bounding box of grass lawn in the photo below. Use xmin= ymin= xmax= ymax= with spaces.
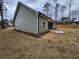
xmin=0 ymin=25 xmax=79 ymax=59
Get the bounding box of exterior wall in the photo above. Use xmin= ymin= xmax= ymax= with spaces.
xmin=53 ymin=22 xmax=57 ymax=29
xmin=15 ymin=5 xmax=38 ymax=34
xmin=48 ymin=22 xmax=57 ymax=29
xmin=39 ymin=16 xmax=48 ymax=33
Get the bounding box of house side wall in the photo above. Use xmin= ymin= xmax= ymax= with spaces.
xmin=53 ymin=22 xmax=57 ymax=29
xmin=15 ymin=5 xmax=38 ymax=34
xmin=39 ymin=16 xmax=48 ymax=33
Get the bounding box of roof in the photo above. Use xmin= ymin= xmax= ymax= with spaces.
xmin=13 ymin=1 xmax=55 ymax=23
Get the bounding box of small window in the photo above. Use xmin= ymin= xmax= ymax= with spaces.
xmin=43 ymin=22 xmax=45 ymax=28
xmin=43 ymin=22 xmax=45 ymax=24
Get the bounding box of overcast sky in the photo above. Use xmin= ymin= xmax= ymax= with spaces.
xmin=4 ymin=0 xmax=79 ymax=20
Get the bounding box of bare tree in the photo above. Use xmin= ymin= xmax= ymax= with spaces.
xmin=67 ymin=0 xmax=72 ymax=22
xmin=0 ymin=0 xmax=7 ymax=29
xmin=61 ymin=5 xmax=66 ymax=22
xmin=69 ymin=0 xmax=72 ymax=22
xmin=53 ymin=0 xmax=60 ymax=22
xmin=53 ymin=0 xmax=57 ymax=21
xmin=43 ymin=2 xmax=51 ymax=17
xmin=0 ymin=0 xmax=4 ymax=28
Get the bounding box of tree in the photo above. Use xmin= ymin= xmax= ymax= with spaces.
xmin=0 ymin=19 xmax=9 ymax=26
xmin=53 ymin=0 xmax=60 ymax=22
xmin=43 ymin=2 xmax=51 ymax=17
xmin=0 ymin=0 xmax=4 ymax=28
xmin=43 ymin=0 xmax=60 ymax=21
xmin=61 ymin=17 xmax=70 ymax=23
xmin=61 ymin=5 xmax=66 ymax=22
xmin=4 ymin=19 xmax=9 ymax=25
xmin=67 ymin=0 xmax=73 ymax=22
xmin=69 ymin=0 xmax=72 ymax=22
xmin=0 ymin=0 xmax=7 ymax=29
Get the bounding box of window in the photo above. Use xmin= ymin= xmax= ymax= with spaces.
xmin=43 ymin=21 xmax=45 ymax=28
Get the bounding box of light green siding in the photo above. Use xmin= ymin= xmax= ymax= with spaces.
xmin=39 ymin=16 xmax=48 ymax=33
xmin=15 ymin=5 xmax=38 ymax=34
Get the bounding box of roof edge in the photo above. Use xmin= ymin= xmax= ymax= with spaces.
xmin=13 ymin=1 xmax=55 ymax=23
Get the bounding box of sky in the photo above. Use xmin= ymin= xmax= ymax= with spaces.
xmin=3 ymin=0 xmax=79 ymax=21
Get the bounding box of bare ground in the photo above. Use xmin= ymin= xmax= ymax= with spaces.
xmin=0 ymin=25 xmax=79 ymax=59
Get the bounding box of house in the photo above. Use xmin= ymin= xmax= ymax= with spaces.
xmin=74 ymin=20 xmax=79 ymax=24
xmin=13 ymin=2 xmax=56 ymax=35
xmin=61 ymin=17 xmax=70 ymax=23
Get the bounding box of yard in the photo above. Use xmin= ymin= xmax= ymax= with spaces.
xmin=0 ymin=24 xmax=79 ymax=59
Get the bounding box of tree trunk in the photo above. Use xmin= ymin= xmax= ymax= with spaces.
xmin=1 ymin=7 xmax=5 ymax=29
xmin=61 ymin=7 xmax=63 ymax=23
xmin=69 ymin=0 xmax=71 ymax=23
xmin=55 ymin=4 xmax=58 ymax=22
xmin=55 ymin=4 xmax=58 ymax=29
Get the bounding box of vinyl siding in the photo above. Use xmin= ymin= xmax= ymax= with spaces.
xmin=39 ymin=16 xmax=48 ymax=33
xmin=15 ymin=5 xmax=38 ymax=34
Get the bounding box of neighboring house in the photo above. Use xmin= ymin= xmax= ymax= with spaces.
xmin=61 ymin=17 xmax=70 ymax=23
xmin=13 ymin=2 xmax=56 ymax=35
xmin=74 ymin=20 xmax=79 ymax=24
